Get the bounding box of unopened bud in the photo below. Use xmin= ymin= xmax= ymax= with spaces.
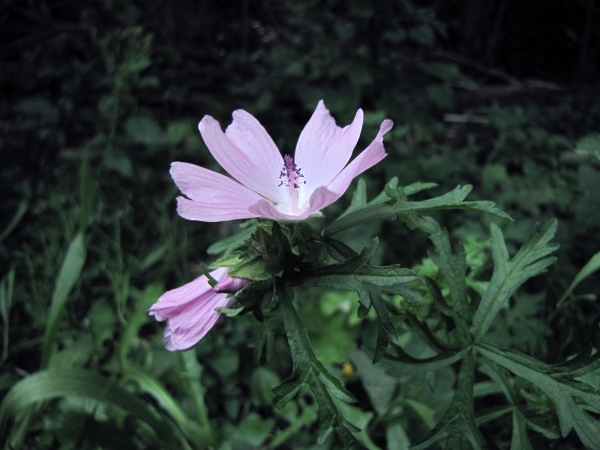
xmin=213 ymin=274 xmax=249 ymax=293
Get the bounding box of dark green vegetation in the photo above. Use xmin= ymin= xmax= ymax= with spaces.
xmin=1 ymin=0 xmax=600 ymax=448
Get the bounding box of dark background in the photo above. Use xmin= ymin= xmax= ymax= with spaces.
xmin=1 ymin=1 xmax=600 ymax=448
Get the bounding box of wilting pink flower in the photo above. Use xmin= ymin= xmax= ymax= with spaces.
xmin=171 ymin=100 xmax=393 ymax=222
xmin=149 ymin=268 xmax=248 ymax=351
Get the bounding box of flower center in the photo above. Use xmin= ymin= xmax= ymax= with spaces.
xmin=278 ymin=155 xmax=305 ymax=214
xmin=278 ymin=155 xmax=305 ymax=189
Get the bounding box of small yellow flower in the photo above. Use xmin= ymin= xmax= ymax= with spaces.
xmin=342 ymin=361 xmax=355 ymax=378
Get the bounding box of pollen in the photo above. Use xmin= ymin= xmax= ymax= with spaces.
xmin=278 ymin=155 xmax=306 ymax=189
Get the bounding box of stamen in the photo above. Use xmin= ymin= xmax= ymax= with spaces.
xmin=278 ymin=155 xmax=306 ymax=214
xmin=278 ymin=155 xmax=306 ymax=189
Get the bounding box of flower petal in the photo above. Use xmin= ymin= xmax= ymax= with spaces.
xmin=327 ymin=119 xmax=394 ymax=197
xmin=199 ymin=115 xmax=287 ymax=207
xmin=295 ymin=101 xmax=363 ymax=208
xmin=162 ymin=292 xmax=234 ymax=350
xmin=225 ymin=110 xmax=289 ymax=207
xmin=214 ymin=274 xmax=249 ymax=293
xmin=176 ymin=197 xmax=259 ymax=222
xmin=248 ymin=186 xmax=338 ymax=220
xmin=171 ymin=162 xmax=262 ymax=222
xmin=148 ymin=268 xmax=231 ymax=351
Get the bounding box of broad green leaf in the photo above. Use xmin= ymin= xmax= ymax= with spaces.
xmin=349 ymin=348 xmax=397 ymax=414
xmin=477 ymin=342 xmax=600 ymax=448
xmin=411 ymin=349 xmax=487 ymax=450
xmin=180 ymin=351 xmax=212 ymax=432
xmin=557 ymin=250 xmax=600 ymax=307
xmin=41 ymin=232 xmax=87 ymax=369
xmin=335 ymin=400 xmax=382 ymax=450
xmin=0 ymin=369 xmax=178 ymax=446
xmin=326 ymin=184 xmax=511 ymax=236
xmin=233 ymin=412 xmax=275 ymax=446
xmin=471 ymin=220 xmax=558 ymax=340
xmin=429 ymin=229 xmax=469 ymax=320
xmin=274 ymin=284 xmax=363 ymax=447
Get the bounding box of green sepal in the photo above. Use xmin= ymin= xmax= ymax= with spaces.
xmin=228 ymin=255 xmax=271 ymax=281
xmin=214 ymin=306 xmax=244 ymax=317
xmin=200 ymin=265 xmax=218 ymax=287
xmin=208 ymin=253 xmax=243 ymax=269
xmin=234 ymin=279 xmax=274 ymax=307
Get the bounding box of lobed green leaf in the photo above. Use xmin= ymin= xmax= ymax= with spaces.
xmin=477 ymin=342 xmax=600 ymax=449
xmin=471 ymin=220 xmax=558 ymax=340
xmin=325 ymin=184 xmax=511 ymax=236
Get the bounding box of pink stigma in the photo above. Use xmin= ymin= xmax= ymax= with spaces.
xmin=278 ymin=155 xmax=306 ymax=189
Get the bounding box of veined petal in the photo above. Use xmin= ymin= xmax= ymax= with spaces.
xmin=171 ymin=162 xmax=261 ymax=221
xmin=149 ymin=268 xmax=228 ymax=318
xmin=327 ymin=119 xmax=394 ymax=196
xmin=225 ymin=110 xmax=289 ymax=207
xmin=295 ymin=101 xmax=363 ymax=208
xmin=177 ymin=197 xmax=260 ymax=222
xmin=214 ymin=274 xmax=249 ymax=293
xmin=248 ymin=186 xmax=338 ymax=220
xmin=199 ymin=115 xmax=286 ymax=207
xmin=148 ymin=268 xmax=232 ymax=351
xmin=162 ymin=292 xmax=234 ymax=350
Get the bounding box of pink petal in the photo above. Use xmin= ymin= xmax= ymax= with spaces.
xmin=214 ymin=274 xmax=249 ymax=293
xmin=295 ymin=101 xmax=363 ymax=208
xmin=149 ymin=267 xmax=228 ymax=317
xmin=225 ymin=110 xmax=289 ymax=208
xmin=177 ymin=197 xmax=260 ymax=222
xmin=162 ymin=292 xmax=234 ymax=350
xmin=248 ymin=186 xmax=338 ymax=220
xmin=199 ymin=115 xmax=287 ymax=207
xmin=171 ymin=162 xmax=262 ymax=222
xmin=149 ymin=268 xmax=232 ymax=351
xmin=327 ymin=119 xmax=393 ymax=197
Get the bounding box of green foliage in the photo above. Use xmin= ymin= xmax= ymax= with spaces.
xmin=471 ymin=220 xmax=559 ymax=340
xmin=2 ymin=0 xmax=600 ymax=448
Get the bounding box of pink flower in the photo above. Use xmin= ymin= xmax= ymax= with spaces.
xmin=149 ymin=268 xmax=249 ymax=351
xmin=172 ymin=100 xmax=393 ymax=222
